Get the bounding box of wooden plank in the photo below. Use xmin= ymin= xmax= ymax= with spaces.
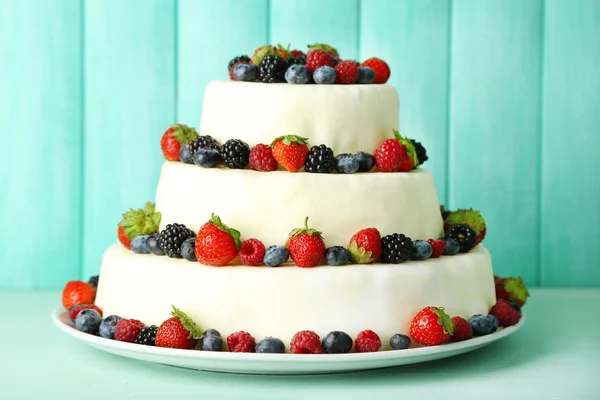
xmin=449 ymin=0 xmax=543 ymax=285
xmin=82 ymin=0 xmax=176 ymax=278
xmin=0 ymin=0 xmax=82 ymax=289
xmin=360 ymin=0 xmax=451 ymax=204
xmin=178 ymin=0 xmax=269 ymax=125
xmin=541 ymin=0 xmax=600 ymax=286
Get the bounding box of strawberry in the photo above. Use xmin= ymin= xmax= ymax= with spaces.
xmin=444 ymin=209 xmax=487 ymax=245
xmin=69 ymin=303 xmax=103 ymax=321
xmin=374 ymin=129 xmax=419 ymax=172
xmin=160 ymin=124 xmax=198 ymax=161
xmin=117 ymin=202 xmax=162 ymax=250
xmin=427 ymin=239 xmax=445 ymax=258
xmin=308 ymin=43 xmax=340 ymax=59
xmin=489 ymin=299 xmax=522 ymax=327
xmin=62 ymin=281 xmax=96 ymax=310
xmin=410 ymin=306 xmax=454 ymax=346
xmin=348 ymin=228 xmax=382 ymax=264
xmin=305 ymin=49 xmax=335 ymax=72
xmin=270 ymin=135 xmax=310 ymax=172
xmin=276 ymin=43 xmax=292 ymax=59
xmin=360 ymin=57 xmax=390 ymax=84
xmin=334 ymin=60 xmax=359 ymax=84
xmin=156 ymin=306 xmax=202 ymax=349
xmin=494 ymin=276 xmax=530 ymax=307
xmin=250 ymin=45 xmax=276 ymax=66
xmin=291 ymin=50 xmax=305 ymax=58
xmin=195 ymin=213 xmax=241 ymax=266
xmin=287 ymin=217 xmax=326 ymax=268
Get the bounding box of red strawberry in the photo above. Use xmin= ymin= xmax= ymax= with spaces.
xmin=291 ymin=50 xmax=305 ymax=58
xmin=427 ymin=239 xmax=445 ymax=258
xmin=410 ymin=306 xmax=454 ymax=346
xmin=250 ymin=45 xmax=276 ymax=66
xmin=490 ymin=299 xmax=522 ymax=326
xmin=374 ymin=130 xmax=419 ymax=172
xmin=307 ymin=43 xmax=340 ymax=59
xmin=276 ymin=43 xmax=292 ymax=59
xmin=69 ymin=304 xmax=103 ymax=321
xmin=238 ymin=238 xmax=266 ymax=266
xmin=62 ymin=281 xmax=96 ymax=310
xmin=114 ymin=319 xmax=145 ymax=343
xmin=270 ymin=135 xmax=310 ymax=172
xmin=360 ymin=57 xmax=390 ymax=84
xmin=118 ymin=202 xmax=162 ymax=250
xmin=160 ymin=124 xmax=198 ymax=161
xmin=334 ymin=60 xmax=359 ymax=84
xmin=444 ymin=209 xmax=487 ymax=245
xmin=287 ymin=217 xmax=326 ymax=268
xmin=494 ymin=276 xmax=530 ymax=307
xmin=348 ymin=228 xmax=382 ymax=264
xmin=306 ymin=49 xmax=335 ymax=72
xmin=156 ymin=306 xmax=201 ymax=349
xmin=450 ymin=316 xmax=473 ymax=342
xmin=195 ymin=213 xmax=241 ymax=266
xmin=249 ymin=143 xmax=278 ymax=172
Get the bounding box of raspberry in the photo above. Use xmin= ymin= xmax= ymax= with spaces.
xmin=427 ymin=239 xmax=445 ymax=258
xmin=290 ymin=330 xmax=324 ymax=354
xmin=374 ymin=139 xmax=409 ymax=172
xmin=360 ymin=57 xmax=390 ymax=84
xmin=290 ymin=50 xmax=305 ymax=58
xmin=354 ymin=330 xmax=381 ymax=353
xmin=306 ymin=49 xmax=335 ymax=72
xmin=69 ymin=303 xmax=103 ymax=321
xmin=227 ymin=331 xmax=256 ymax=353
xmin=334 ymin=60 xmax=359 ymax=84
xmin=114 ymin=319 xmax=145 ymax=343
xmin=239 ymin=239 xmax=266 ymax=266
xmin=450 ymin=316 xmax=473 ymax=342
xmin=490 ymin=299 xmax=522 ymax=327
xmin=249 ymin=143 xmax=278 ymax=172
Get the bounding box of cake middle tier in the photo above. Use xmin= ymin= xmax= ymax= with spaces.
xmin=155 ymin=162 xmax=444 ymax=246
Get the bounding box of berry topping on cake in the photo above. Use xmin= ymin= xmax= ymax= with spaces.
xmin=180 ymin=237 xmax=197 ymax=261
xmin=117 ymin=202 xmax=162 ymax=250
xmin=287 ymin=217 xmax=326 ymax=268
xmin=256 ymin=337 xmax=286 ymax=353
xmin=306 ymin=49 xmax=335 ymax=72
xmin=334 ymin=60 xmax=359 ymax=84
xmin=380 ymin=233 xmax=413 ymax=264
xmin=239 ymin=238 xmax=266 ymax=266
xmin=69 ymin=303 xmax=102 ymax=322
xmin=307 ymin=43 xmax=339 ymax=59
xmin=291 ymin=49 xmax=305 ymax=58
xmin=324 ymin=246 xmax=350 ymax=266
xmin=221 ymin=139 xmax=250 ymax=169
xmin=288 ymin=54 xmax=307 ymax=66
xmin=335 ymin=153 xmax=360 ymax=173
xmin=99 ymin=315 xmax=122 ymax=339
xmin=322 ymin=331 xmax=353 ymax=354
xmin=130 ymin=235 xmax=149 ymax=254
xmin=444 ymin=209 xmax=487 ymax=245
xmin=195 ymin=213 xmax=241 ymax=266
xmin=75 ymin=309 xmax=102 ymax=334
xmin=489 ymin=299 xmax=522 ymax=327
xmin=374 ymin=130 xmax=418 ymax=172
xmin=263 ymin=245 xmax=289 ymax=267
xmin=445 ymin=224 xmax=477 ymax=253
xmin=450 ymin=316 xmax=473 ymax=342
xmin=249 ymin=143 xmax=278 ymax=172
xmin=360 ymin=57 xmax=390 ymax=84
xmin=134 ymin=325 xmax=158 ymax=346
xmin=389 ymin=333 xmax=411 ymax=350
xmin=355 ymin=330 xmax=382 ymax=353
xmin=158 ymin=223 xmax=195 ymax=258
xmin=160 ymin=124 xmax=198 ymax=161
xmin=427 ymin=239 xmax=445 ymax=258
xmin=495 ymin=276 xmax=530 ymax=307
xmin=410 ymin=306 xmax=454 ymax=346
xmin=354 ymin=151 xmax=375 ymax=172
xmin=348 ymin=228 xmax=382 ymax=264
xmin=442 ymin=238 xmax=460 ymax=255
xmin=199 ymin=329 xmax=223 ymax=351
xmin=228 ymin=55 xmax=250 ymax=80
xmin=62 ymin=281 xmax=96 ymax=310
xmin=468 ymin=314 xmax=498 ymax=336
xmin=356 ymin=66 xmax=376 ymax=84
xmin=270 ymin=135 xmax=310 ymax=172
xmin=410 ymin=240 xmax=433 ymax=260
xmin=410 ymin=139 xmax=429 ymax=166
xmin=114 ymin=319 xmax=145 ymax=343
xmin=305 ymin=144 xmax=336 ymax=173
xmin=88 ymin=275 xmax=99 ymax=289
xmin=290 ymin=330 xmax=324 ymax=354
xmin=179 ymin=145 xmax=193 ymax=164
xmin=156 ymin=306 xmax=201 ymax=349
xmin=259 ymin=55 xmax=288 ymax=83
xmin=250 ymin=45 xmax=276 ymax=67
xmin=193 ymin=148 xmax=222 ymax=168
xmin=234 ymin=63 xmax=259 ymax=82
xmin=275 ymin=43 xmax=292 ymax=59
xmin=227 ymin=331 xmax=256 ymax=353
xmin=313 ymin=66 xmax=336 ymax=84
xmin=189 ymin=135 xmax=221 ymax=155
xmin=146 ymin=233 xmax=165 ymax=256
xmin=285 ymin=64 xmax=312 ymax=84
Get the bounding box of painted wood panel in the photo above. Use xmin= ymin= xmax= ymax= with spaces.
xmin=82 ymin=0 xmax=176 ymax=278
xmin=449 ymin=0 xmax=544 ymax=285
xmin=360 ymin=0 xmax=451 ymax=204
xmin=541 ymin=0 xmax=600 ymax=286
xmin=0 ymin=0 xmax=82 ymax=289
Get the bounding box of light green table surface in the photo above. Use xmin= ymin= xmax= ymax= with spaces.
xmin=1 ymin=289 xmax=599 ymax=399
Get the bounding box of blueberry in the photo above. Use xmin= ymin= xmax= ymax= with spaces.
xmin=256 ymin=337 xmax=286 ymax=353
xmin=442 ymin=238 xmax=460 ymax=255
xmin=354 ymin=151 xmax=375 ymax=172
xmin=263 ymin=245 xmax=289 ymax=267
xmin=130 ymin=235 xmax=149 ymax=254
xmin=179 ymin=145 xmax=193 ymax=164
xmin=322 ymin=331 xmax=353 ymax=354
xmin=313 ymin=66 xmax=336 ymax=84
xmin=146 ymin=233 xmax=165 ymax=256
xmin=234 ymin=63 xmax=258 ymax=82
xmin=99 ymin=315 xmax=122 ymax=339
xmin=200 ymin=329 xmax=223 ymax=351
xmin=325 ymin=246 xmax=350 ymax=266
xmin=488 ymin=315 xmax=499 ymax=332
xmin=75 ymin=309 xmax=102 ymax=333
xmin=390 ymin=333 xmax=411 ymax=350
xmin=202 ymin=328 xmax=221 ymax=338
xmin=356 ymin=66 xmax=376 ymax=84
xmin=468 ymin=314 xmax=497 ymax=336
xmin=193 ymin=148 xmax=222 ymax=168
xmin=285 ymin=64 xmax=312 ymax=84
xmin=411 ymin=240 xmax=433 ymax=260
xmin=335 ymin=154 xmax=360 ymax=174
xmin=180 ymin=237 xmax=197 ymax=261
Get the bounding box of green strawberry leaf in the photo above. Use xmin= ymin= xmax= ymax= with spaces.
xmin=307 ymin=43 xmax=340 ymax=59
xmin=504 ymin=277 xmax=530 ymax=304
xmin=289 ymin=216 xmax=323 ymax=238
xmin=348 ymin=240 xmax=374 ymax=264
xmin=432 ymin=307 xmax=454 ymax=336
xmin=209 ymin=213 xmax=242 ymax=249
xmin=118 ymin=202 xmax=161 ymax=239
xmin=271 ymin=135 xmax=310 ymax=147
xmin=170 ymin=124 xmax=198 ymax=146
xmin=171 ymin=305 xmax=202 ymax=339
xmin=392 ymin=129 xmax=419 ymax=168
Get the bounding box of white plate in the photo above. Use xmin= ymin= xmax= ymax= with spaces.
xmin=52 ymin=306 xmax=524 ymax=375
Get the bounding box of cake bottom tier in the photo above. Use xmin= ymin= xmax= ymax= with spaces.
xmin=95 ymin=245 xmax=496 ymax=351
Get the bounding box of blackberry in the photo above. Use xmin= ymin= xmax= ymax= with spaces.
xmin=189 ymin=135 xmax=221 ymax=156
xmin=259 ymin=55 xmax=288 ymax=83
xmin=411 ymin=139 xmax=428 ymax=166
xmin=227 ymin=55 xmax=250 ymax=71
xmin=134 ymin=325 xmax=158 ymax=346
xmin=289 ymin=55 xmax=307 ymax=66
xmin=305 ymin=145 xmax=335 ymax=173
xmin=221 ymin=139 xmax=250 ymax=169
xmin=88 ymin=275 xmax=99 ymax=289
xmin=381 ymin=233 xmax=413 ymax=264
xmin=445 ymin=224 xmax=477 ymax=253
xmin=158 ymin=223 xmax=195 ymax=258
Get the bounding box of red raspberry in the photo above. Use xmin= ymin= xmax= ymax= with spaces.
xmin=290 ymin=330 xmax=324 ymax=354
xmin=354 ymin=330 xmax=381 ymax=353
xmin=334 ymin=60 xmax=359 ymax=84
xmin=69 ymin=303 xmax=103 ymax=321
xmin=427 ymin=239 xmax=445 ymax=258
xmin=450 ymin=316 xmax=473 ymax=342
xmin=361 ymin=57 xmax=390 ymax=84
xmin=114 ymin=319 xmax=145 ymax=343
xmin=291 ymin=50 xmax=305 ymax=58
xmin=374 ymin=139 xmax=410 ymax=172
xmin=490 ymin=299 xmax=522 ymax=327
xmin=249 ymin=143 xmax=278 ymax=172
xmin=306 ymin=49 xmax=335 ymax=72
xmin=239 ymin=239 xmax=266 ymax=266
xmin=227 ymin=331 xmax=256 ymax=353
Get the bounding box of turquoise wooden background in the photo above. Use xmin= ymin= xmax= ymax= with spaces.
xmin=1 ymin=0 xmax=599 ymax=289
